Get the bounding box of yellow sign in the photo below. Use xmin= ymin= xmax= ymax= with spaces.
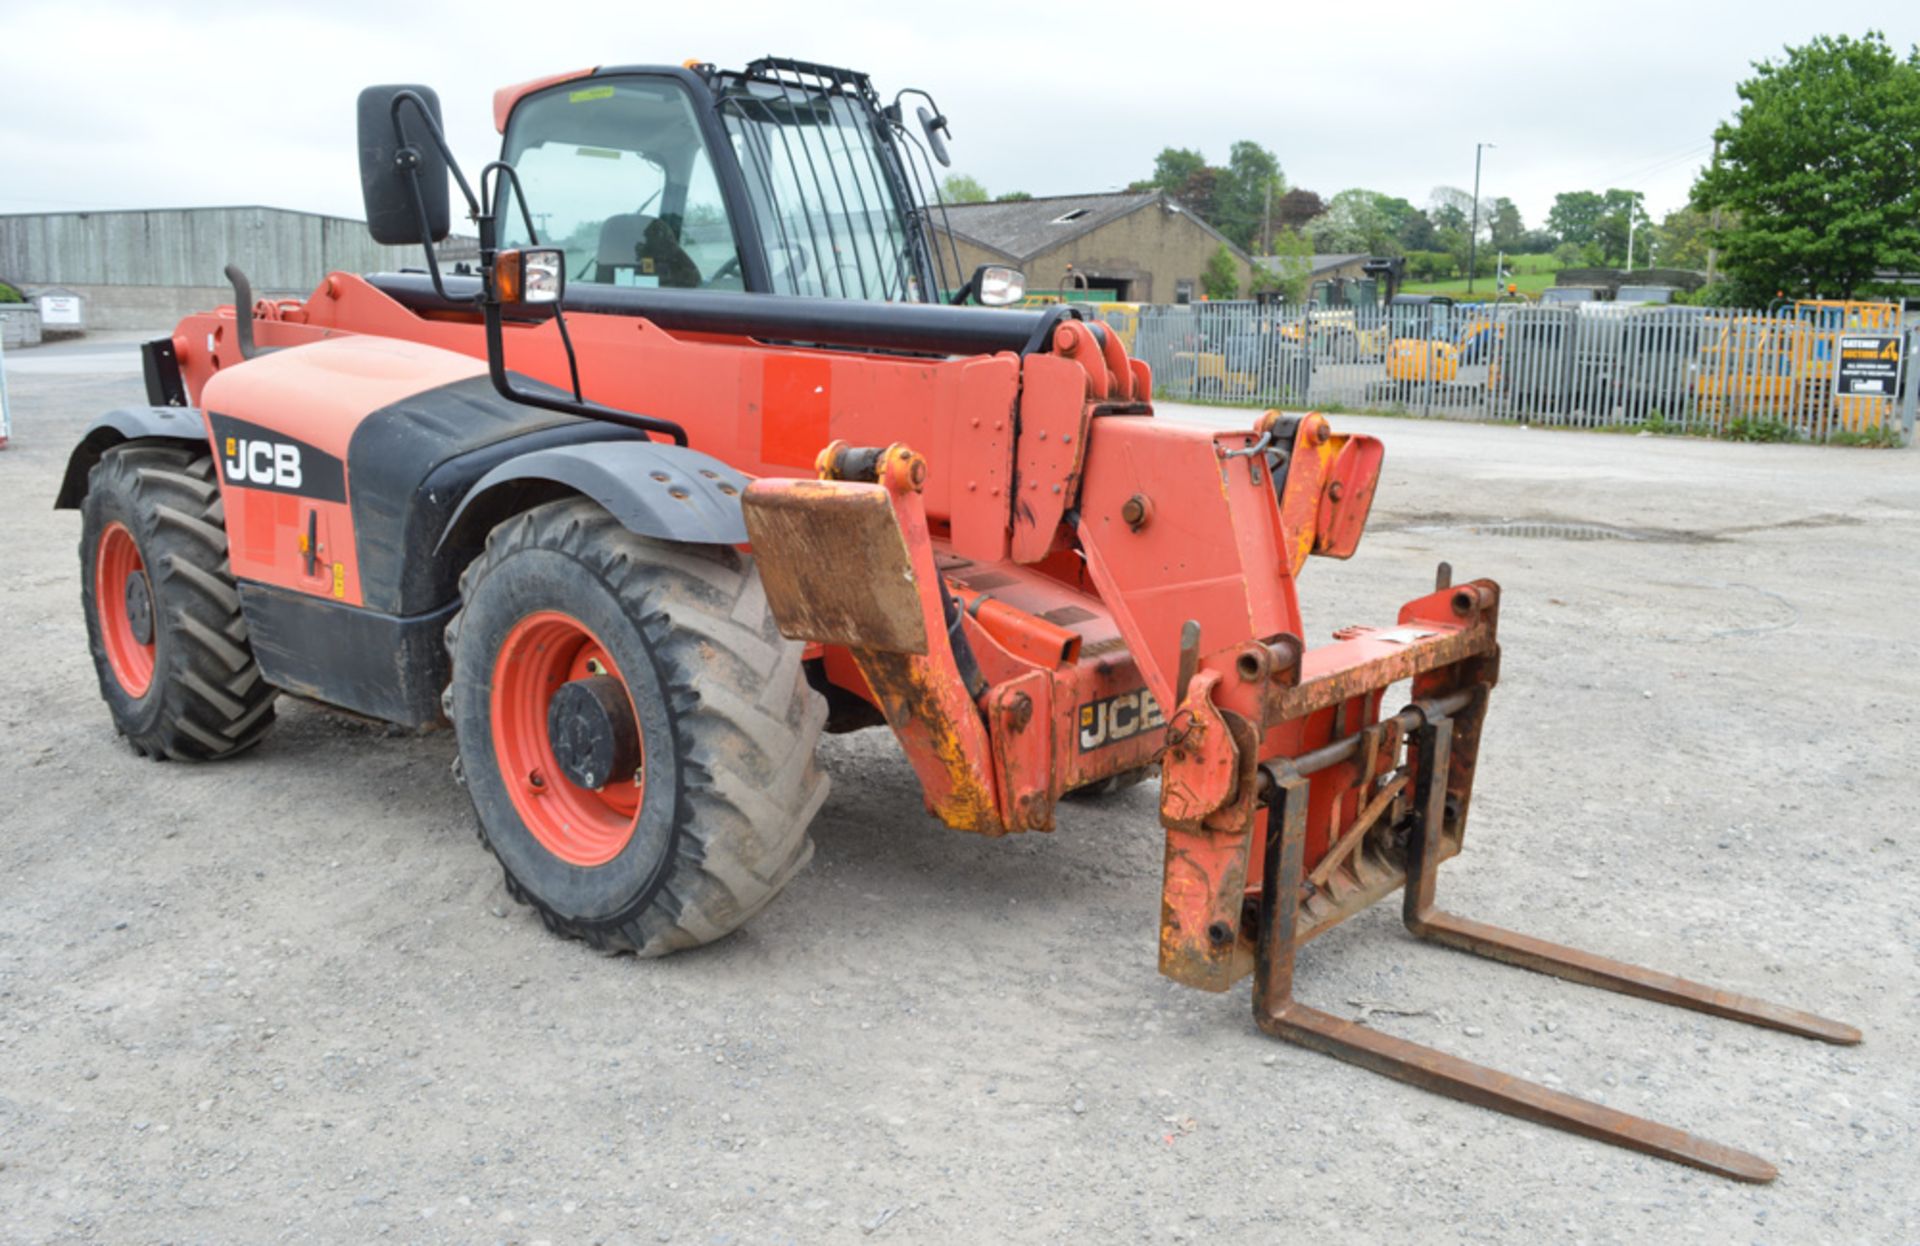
xmin=331 ymin=562 xmax=345 ymax=598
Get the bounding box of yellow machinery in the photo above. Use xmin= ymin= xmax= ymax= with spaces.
xmin=1383 ymin=295 xmax=1459 ymax=385
xmin=1167 ymin=304 xmax=1313 ymax=401
xmin=1279 ymin=309 xmax=1388 ymax=361
xmin=1699 ymin=299 xmax=1901 ymax=434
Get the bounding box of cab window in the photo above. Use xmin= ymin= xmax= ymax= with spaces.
xmin=500 ymin=78 xmax=745 ymax=291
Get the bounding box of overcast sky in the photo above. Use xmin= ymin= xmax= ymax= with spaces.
xmin=2 ymin=1 xmax=1913 ymax=236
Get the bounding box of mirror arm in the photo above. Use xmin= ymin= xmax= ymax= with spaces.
xmin=387 ymin=90 xmax=480 ymax=219
xmin=388 ymin=90 xmax=481 ymax=306
xmin=479 ymin=160 xmax=544 ymax=248
xmin=479 ymin=299 xmax=688 ymax=446
xmin=478 ymin=161 xmax=583 ymax=404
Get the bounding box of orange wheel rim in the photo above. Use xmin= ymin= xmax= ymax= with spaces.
xmin=490 ymin=610 xmax=643 ymax=867
xmin=95 ymin=521 xmax=156 ymax=698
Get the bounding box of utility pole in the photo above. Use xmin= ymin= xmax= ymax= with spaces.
xmin=1468 ymin=142 xmax=1495 ymax=295
xmin=1705 ymin=137 xmax=1722 ymax=285
xmin=1626 ymin=197 xmax=1638 ymax=274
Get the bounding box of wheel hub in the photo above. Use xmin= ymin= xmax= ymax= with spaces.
xmin=123 ymin=571 xmax=155 ymax=646
xmin=547 ymin=675 xmax=640 ymax=792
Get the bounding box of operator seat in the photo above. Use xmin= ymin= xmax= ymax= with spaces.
xmin=594 ymin=213 xmax=701 ymax=288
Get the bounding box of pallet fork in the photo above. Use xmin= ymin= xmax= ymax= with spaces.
xmin=1254 ymin=691 xmax=1858 ymax=1183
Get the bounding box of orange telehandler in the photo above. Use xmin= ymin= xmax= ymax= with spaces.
xmin=55 ymin=58 xmax=1855 ymax=1181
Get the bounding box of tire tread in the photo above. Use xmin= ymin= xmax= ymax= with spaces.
xmin=80 ymin=443 xmax=277 ymax=760
xmin=448 ymin=499 xmax=826 ymax=957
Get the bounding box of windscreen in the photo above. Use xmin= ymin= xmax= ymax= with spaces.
xmin=500 ymin=79 xmax=746 ymax=291
xmin=716 ymin=74 xmax=928 ymax=302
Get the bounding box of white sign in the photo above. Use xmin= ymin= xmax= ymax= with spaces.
xmin=39 ymin=294 xmax=81 ymax=326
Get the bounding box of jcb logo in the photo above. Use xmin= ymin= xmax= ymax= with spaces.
xmin=224 ymin=436 xmax=303 ymax=489
xmin=207 ymin=413 xmax=346 ymax=502
xmin=1079 ymin=688 xmax=1165 ymax=752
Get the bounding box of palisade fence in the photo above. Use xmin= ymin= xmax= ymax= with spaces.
xmin=1114 ymin=301 xmax=1915 ymax=444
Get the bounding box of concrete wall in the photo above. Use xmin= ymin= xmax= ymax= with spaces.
xmin=938 ymin=202 xmax=1251 ymax=304
xmin=22 ymin=283 xmax=291 ymax=332
xmin=0 ymin=303 xmax=41 ymax=348
xmin=0 ymin=207 xmax=424 ymax=290
xmin=0 ymin=206 xmax=448 ymax=331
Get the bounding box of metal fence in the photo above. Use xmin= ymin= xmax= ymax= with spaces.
xmin=1115 ymin=300 xmax=1915 ymax=444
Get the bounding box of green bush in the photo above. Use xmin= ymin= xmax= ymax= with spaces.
xmin=1406 ymin=250 xmax=1454 ymax=282
xmin=0 ymin=280 xmax=23 ymax=304
xmin=1201 ymin=244 xmax=1241 ymax=301
xmin=1722 ymin=417 xmax=1802 ymax=443
xmin=1829 ymin=426 xmax=1906 ymax=448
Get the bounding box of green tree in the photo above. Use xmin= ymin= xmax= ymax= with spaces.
xmin=1547 ymin=188 xmax=1651 ymax=264
xmin=995 ymin=190 xmax=1033 ymax=202
xmin=1391 ymin=200 xmax=1437 ymax=251
xmin=1489 ymin=197 xmax=1525 ymax=250
xmin=1150 ymin=147 xmax=1208 ymax=191
xmin=1694 ymin=31 xmax=1920 ymax=300
xmin=941 ymin=174 xmax=989 ymax=204
xmin=1594 ymin=191 xmax=1652 ymax=266
xmin=1137 ymin=144 xmax=1287 ymax=250
xmin=1651 ymin=206 xmax=1712 ymax=270
xmin=1248 ymin=228 xmax=1314 ymax=301
xmin=1176 ymin=167 xmax=1223 ymax=223
xmin=1546 ymin=190 xmax=1607 ymax=246
xmin=1201 ymin=244 xmax=1242 ymax=301
xmin=1312 ymin=188 xmax=1406 ymax=255
xmin=1427 ymin=186 xmax=1473 ymax=234
xmin=1217 ymin=140 xmax=1286 ymax=252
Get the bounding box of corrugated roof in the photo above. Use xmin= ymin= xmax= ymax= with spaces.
xmin=933 ymin=191 xmax=1164 ymax=262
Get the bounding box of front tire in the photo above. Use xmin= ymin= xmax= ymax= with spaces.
xmin=447 ymin=499 xmax=827 ymax=956
xmin=79 ymin=442 xmax=277 ymax=759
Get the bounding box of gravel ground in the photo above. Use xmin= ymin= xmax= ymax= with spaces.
xmin=1 ymin=335 xmax=1915 ymax=1244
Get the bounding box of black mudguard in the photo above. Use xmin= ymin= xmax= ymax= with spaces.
xmin=53 ymin=406 xmax=209 ymax=509
xmin=437 ymin=441 xmax=752 ymax=557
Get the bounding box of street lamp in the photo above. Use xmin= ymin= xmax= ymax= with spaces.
xmin=1625 ymin=192 xmax=1642 ymax=274
xmin=1468 ymin=142 xmax=1496 ymax=295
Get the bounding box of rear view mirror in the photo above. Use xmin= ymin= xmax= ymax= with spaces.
xmin=972 ymin=265 xmax=1024 ymax=307
xmin=916 ymin=105 xmax=951 ymax=168
xmin=357 ymin=84 xmax=450 ymax=245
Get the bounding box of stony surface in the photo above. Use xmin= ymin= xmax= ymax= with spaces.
xmin=1 ymin=335 xmax=1914 ymax=1243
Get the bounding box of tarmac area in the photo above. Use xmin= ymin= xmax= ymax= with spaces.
xmin=1 ymin=332 xmax=1916 ymax=1244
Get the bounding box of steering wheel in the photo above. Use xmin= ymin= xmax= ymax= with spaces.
xmin=704 ymin=256 xmax=742 ymax=288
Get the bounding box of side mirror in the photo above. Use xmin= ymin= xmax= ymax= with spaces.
xmin=494 ymin=248 xmax=566 ymax=305
xmin=971 ymin=265 xmax=1025 ymax=307
xmin=357 ymin=84 xmax=450 ymax=245
xmin=916 ymin=105 xmax=951 ymax=168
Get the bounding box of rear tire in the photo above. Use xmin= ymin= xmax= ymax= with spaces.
xmin=78 ymin=442 xmax=277 ymax=759
xmin=447 ymin=498 xmax=827 ymax=956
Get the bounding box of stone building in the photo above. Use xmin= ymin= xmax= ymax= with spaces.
xmin=930 ymin=191 xmax=1254 ymax=304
